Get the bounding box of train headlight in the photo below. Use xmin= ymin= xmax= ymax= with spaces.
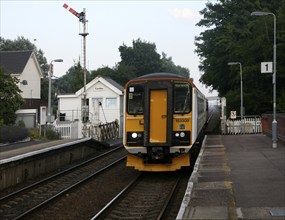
xmin=132 ymin=132 xmax=138 ymax=138
xmin=173 ymin=131 xmax=190 ymax=146
xmin=127 ymin=132 xmax=144 ymax=146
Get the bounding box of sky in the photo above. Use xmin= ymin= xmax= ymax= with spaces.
xmin=1 ymin=0 xmax=218 ymax=97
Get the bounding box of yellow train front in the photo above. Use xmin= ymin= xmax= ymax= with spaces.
xmin=123 ymin=73 xmax=207 ymax=171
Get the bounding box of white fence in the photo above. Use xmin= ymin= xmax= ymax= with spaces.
xmin=53 ymin=121 xmax=79 ymax=139
xmin=53 ymin=119 xmax=119 ymax=141
xmin=224 ymin=116 xmax=262 ymax=135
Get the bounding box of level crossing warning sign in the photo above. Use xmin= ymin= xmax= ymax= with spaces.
xmin=230 ymin=111 xmax=237 ymax=119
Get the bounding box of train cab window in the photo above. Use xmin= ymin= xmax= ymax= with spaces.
xmin=174 ymin=83 xmax=191 ymax=114
xmin=127 ymin=83 xmax=144 ymax=114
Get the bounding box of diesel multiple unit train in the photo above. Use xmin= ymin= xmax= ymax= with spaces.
xmin=123 ymin=73 xmax=208 ymax=171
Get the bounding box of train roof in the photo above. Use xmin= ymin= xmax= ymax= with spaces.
xmin=137 ymin=72 xmax=187 ymax=80
xmin=125 ymin=72 xmax=207 ymax=99
xmin=125 ymin=72 xmax=194 ymax=88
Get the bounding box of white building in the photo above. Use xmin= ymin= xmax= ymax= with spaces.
xmin=0 ymin=50 xmax=44 ymax=128
xmin=57 ymin=76 xmax=124 ymax=138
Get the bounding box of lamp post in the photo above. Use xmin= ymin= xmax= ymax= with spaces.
xmin=47 ymin=59 xmax=63 ymax=125
xmin=228 ymin=62 xmax=243 ymax=130
xmin=251 ymin=11 xmax=277 ymax=148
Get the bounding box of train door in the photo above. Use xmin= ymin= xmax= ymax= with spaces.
xmin=145 ymin=81 xmax=173 ymax=147
xmin=149 ymin=90 xmax=167 ymax=143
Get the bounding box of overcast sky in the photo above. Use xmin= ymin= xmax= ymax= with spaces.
xmin=1 ymin=0 xmax=218 ymax=97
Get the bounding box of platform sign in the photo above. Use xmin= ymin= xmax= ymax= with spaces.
xmin=230 ymin=111 xmax=236 ymax=119
xmin=40 ymin=106 xmax=47 ymax=125
xmin=261 ymin=62 xmax=273 ymax=73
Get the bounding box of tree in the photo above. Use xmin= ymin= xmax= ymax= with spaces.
xmin=160 ymin=52 xmax=189 ymax=78
xmin=116 ymin=39 xmax=190 ymax=83
xmin=195 ymin=0 xmax=285 ymax=114
xmin=119 ymin=39 xmax=162 ymax=76
xmin=113 ymin=63 xmax=137 ymax=86
xmin=90 ymin=65 xmax=136 ymax=86
xmin=54 ymin=61 xmax=91 ymax=94
xmin=0 ymin=68 xmax=24 ymax=125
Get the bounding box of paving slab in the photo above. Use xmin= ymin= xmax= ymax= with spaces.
xmin=177 ymin=134 xmax=285 ymax=220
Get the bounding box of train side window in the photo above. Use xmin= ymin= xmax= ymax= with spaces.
xmin=174 ymin=83 xmax=191 ymax=114
xmin=128 ymin=83 xmax=144 ymax=114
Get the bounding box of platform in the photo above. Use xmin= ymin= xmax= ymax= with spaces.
xmin=178 ymin=134 xmax=285 ymax=220
xmin=0 ymin=138 xmax=90 ymax=163
xmin=0 ymin=137 xmax=122 ymax=163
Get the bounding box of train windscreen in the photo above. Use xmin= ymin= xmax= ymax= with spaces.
xmin=174 ymin=83 xmax=192 ymax=114
xmin=127 ymin=83 xmax=144 ymax=115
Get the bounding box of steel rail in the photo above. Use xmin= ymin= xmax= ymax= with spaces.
xmin=91 ymin=172 xmax=182 ymax=220
xmin=90 ymin=174 xmax=142 ymax=220
xmin=12 ymin=156 xmax=126 ymax=220
xmin=156 ymin=174 xmax=182 ymax=220
xmin=0 ymin=145 xmax=123 ymax=203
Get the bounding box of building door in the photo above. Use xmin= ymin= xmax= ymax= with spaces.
xmin=92 ymin=98 xmax=103 ymax=124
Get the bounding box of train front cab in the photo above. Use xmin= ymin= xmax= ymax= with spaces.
xmin=124 ymin=78 xmax=195 ymax=171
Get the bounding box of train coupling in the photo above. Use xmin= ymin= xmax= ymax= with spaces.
xmin=152 ymin=147 xmax=164 ymax=160
xmin=142 ymin=147 xmax=172 ymax=163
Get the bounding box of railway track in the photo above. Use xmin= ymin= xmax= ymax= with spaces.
xmin=0 ymin=145 xmax=127 ymax=220
xmin=92 ymin=171 xmax=188 ymax=220
xmin=205 ymin=105 xmax=221 ymax=134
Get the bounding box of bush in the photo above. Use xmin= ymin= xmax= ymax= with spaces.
xmin=0 ymin=125 xmax=29 ymax=143
xmin=28 ymin=128 xmax=43 ymax=140
xmin=17 ymin=120 xmax=26 ymax=128
xmin=46 ymin=128 xmax=61 ymax=140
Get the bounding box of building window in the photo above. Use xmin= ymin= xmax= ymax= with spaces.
xmin=106 ymin=98 xmax=117 ymax=109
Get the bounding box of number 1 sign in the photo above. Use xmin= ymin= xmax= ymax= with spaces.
xmin=261 ymin=62 xmax=273 ymax=73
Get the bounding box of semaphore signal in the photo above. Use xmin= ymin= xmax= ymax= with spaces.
xmin=63 ymin=3 xmax=86 ymax=23
xmin=63 ymin=3 xmax=89 ymax=136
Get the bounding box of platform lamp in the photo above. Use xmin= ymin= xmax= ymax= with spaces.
xmin=228 ymin=62 xmax=244 ymax=132
xmin=47 ymin=59 xmax=63 ymax=125
xmin=251 ymin=11 xmax=277 ymax=148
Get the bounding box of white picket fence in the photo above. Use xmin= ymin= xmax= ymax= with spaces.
xmin=53 ymin=121 xmax=79 ymax=139
xmin=52 ymin=119 xmax=119 ymax=140
xmin=225 ymin=116 xmax=262 ymax=135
